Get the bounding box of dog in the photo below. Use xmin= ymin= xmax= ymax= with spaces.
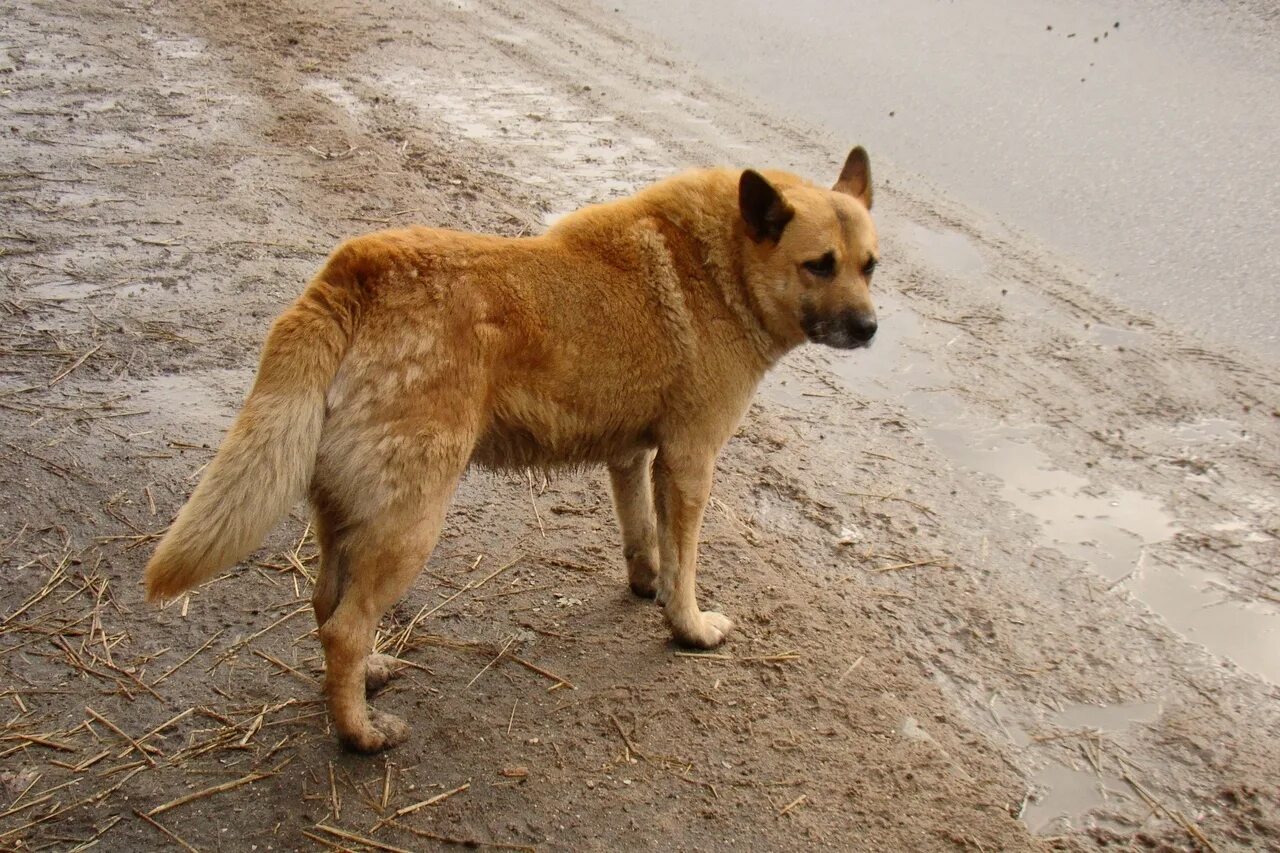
xmin=145 ymin=147 xmax=879 ymax=752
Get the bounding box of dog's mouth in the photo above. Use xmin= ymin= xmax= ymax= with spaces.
xmin=802 ymin=310 xmax=877 ymax=350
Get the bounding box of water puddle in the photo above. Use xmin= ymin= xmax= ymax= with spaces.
xmin=1018 ymin=701 xmax=1159 ymax=833
xmin=900 ymin=221 xmax=987 ymax=277
xmin=922 ymin=402 xmax=1177 ymax=581
xmin=1088 ymin=323 xmax=1148 ymax=348
xmin=1126 ymin=559 xmax=1280 ymax=682
xmin=1167 ymin=417 xmax=1248 ymax=445
xmin=983 ymin=695 xmax=1160 ymax=833
xmin=1023 ymin=761 xmax=1126 ymax=834
xmin=922 ymin=402 xmax=1280 ymax=679
xmin=127 ymin=370 xmax=248 ymax=438
xmin=851 ymin=221 xmax=1280 ymax=684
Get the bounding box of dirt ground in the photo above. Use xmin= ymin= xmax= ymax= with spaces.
xmin=1 ymin=0 xmax=1278 ymax=851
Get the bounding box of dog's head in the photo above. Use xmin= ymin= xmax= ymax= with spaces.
xmin=739 ymin=147 xmax=879 ymax=351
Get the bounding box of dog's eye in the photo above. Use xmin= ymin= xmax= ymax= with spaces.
xmin=862 ymin=256 xmax=878 ymax=277
xmin=803 ymin=252 xmax=836 ymax=278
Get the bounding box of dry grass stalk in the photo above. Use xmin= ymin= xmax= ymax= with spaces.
xmin=527 ymin=474 xmax=546 ymax=537
xmin=127 ymin=708 xmax=194 ymax=758
xmin=472 ymin=583 xmax=554 ymax=602
xmin=300 ymin=829 xmax=350 ymax=851
xmin=381 ymin=761 xmax=394 ymax=811
xmin=845 ymin=490 xmax=935 ymax=516
xmin=0 ymin=792 xmax=54 ymax=821
xmin=383 ymin=555 xmax=484 ymax=654
xmin=96 ymin=655 xmax=165 ymax=701
xmin=778 ymin=793 xmax=808 ymax=817
xmin=837 ymin=655 xmax=866 ymax=683
xmin=869 ymin=557 xmax=951 ymax=574
xmin=608 ymin=713 xmax=647 ymax=763
xmin=133 ymin=809 xmax=202 ymax=853
xmin=467 ymin=635 xmax=517 ymax=688
xmin=674 ymin=649 xmax=801 ymax=664
xmin=0 ymin=732 xmax=76 ymax=752
xmin=0 ymin=766 xmax=144 ymax=842
xmin=313 ymin=823 xmax=414 ymax=852
xmin=146 ymin=770 xmax=274 ymax=817
xmin=370 ymin=782 xmax=471 ymax=832
xmin=62 ymin=749 xmax=110 ymax=772
xmin=408 ymin=631 xmax=573 ymax=688
xmin=539 ymin=557 xmax=597 ymax=574
xmin=47 ymin=342 xmax=102 ymax=386
xmin=208 ymin=604 xmax=309 ymax=669
xmin=253 ymin=649 xmax=319 ymax=686
xmin=509 ymin=654 xmax=574 ymax=690
xmin=1119 ymin=766 xmax=1217 ymax=852
xmin=279 ymin=522 xmax=317 ymax=584
xmin=607 ymin=713 xmax=687 ymax=768
xmin=67 ymin=812 xmax=123 ymax=851
xmin=84 ymin=706 xmax=158 ymax=766
xmin=152 ymin=627 xmax=226 ymax=686
xmin=3 ymin=550 xmax=72 ymax=625
xmin=280 ymin=548 xmax=315 ymax=584
xmin=328 ymin=760 xmax=340 ymax=822
xmin=383 ymin=554 xmax=523 ymax=656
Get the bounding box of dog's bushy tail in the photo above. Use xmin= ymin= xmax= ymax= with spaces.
xmin=145 ymin=254 xmax=364 ymax=602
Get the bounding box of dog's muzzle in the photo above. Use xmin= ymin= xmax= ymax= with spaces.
xmin=803 ymin=309 xmax=877 ymax=350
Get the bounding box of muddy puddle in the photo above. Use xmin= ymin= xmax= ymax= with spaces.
xmin=1087 ymin=322 xmax=1149 ymax=348
xmin=1016 ymin=700 xmax=1162 ymax=833
xmin=836 ymin=221 xmax=1280 ymax=827
xmin=923 ymin=404 xmax=1178 ymax=580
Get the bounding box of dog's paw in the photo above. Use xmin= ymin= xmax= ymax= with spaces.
xmin=341 ymin=708 xmax=410 ymax=754
xmin=668 ymin=609 xmax=734 ymax=649
xmin=364 ymin=654 xmax=403 ymax=693
xmin=629 ymin=573 xmax=657 ymax=599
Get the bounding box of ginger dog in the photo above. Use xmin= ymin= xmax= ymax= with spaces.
xmin=146 ymin=148 xmax=879 ymax=752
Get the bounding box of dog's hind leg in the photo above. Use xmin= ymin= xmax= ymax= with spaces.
xmin=317 ymin=454 xmax=466 ymax=753
xmin=608 ymin=449 xmax=661 ymax=599
xmin=311 ymin=499 xmax=402 ymax=694
xmin=314 ymin=396 xmax=477 ymax=752
xmin=310 ymin=500 xmax=345 ymax=630
xmin=653 ymin=441 xmax=733 ymax=648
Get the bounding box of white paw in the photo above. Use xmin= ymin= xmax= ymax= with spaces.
xmin=668 ymin=608 xmax=734 ymax=649
xmin=341 ymin=707 xmax=409 ymax=754
xmin=364 ymin=653 xmax=403 ymax=693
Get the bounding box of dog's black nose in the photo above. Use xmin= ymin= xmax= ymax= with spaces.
xmin=848 ymin=313 xmax=877 ymax=343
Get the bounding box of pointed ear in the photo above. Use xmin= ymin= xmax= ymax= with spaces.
xmin=833 ymin=146 xmax=872 ymax=209
xmin=739 ymin=169 xmax=794 ymax=243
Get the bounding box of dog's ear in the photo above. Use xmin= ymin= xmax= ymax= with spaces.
xmin=739 ymin=169 xmax=794 ymax=243
xmin=833 ymin=146 xmax=872 ymax=209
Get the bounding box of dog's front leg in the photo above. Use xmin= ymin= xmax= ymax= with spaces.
xmin=608 ymin=449 xmax=661 ymax=599
xmin=653 ymin=443 xmax=733 ymax=648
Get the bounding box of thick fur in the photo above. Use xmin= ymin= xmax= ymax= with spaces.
xmin=145 ymin=149 xmax=879 ymax=752
xmin=144 ymin=279 xmax=358 ymax=599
